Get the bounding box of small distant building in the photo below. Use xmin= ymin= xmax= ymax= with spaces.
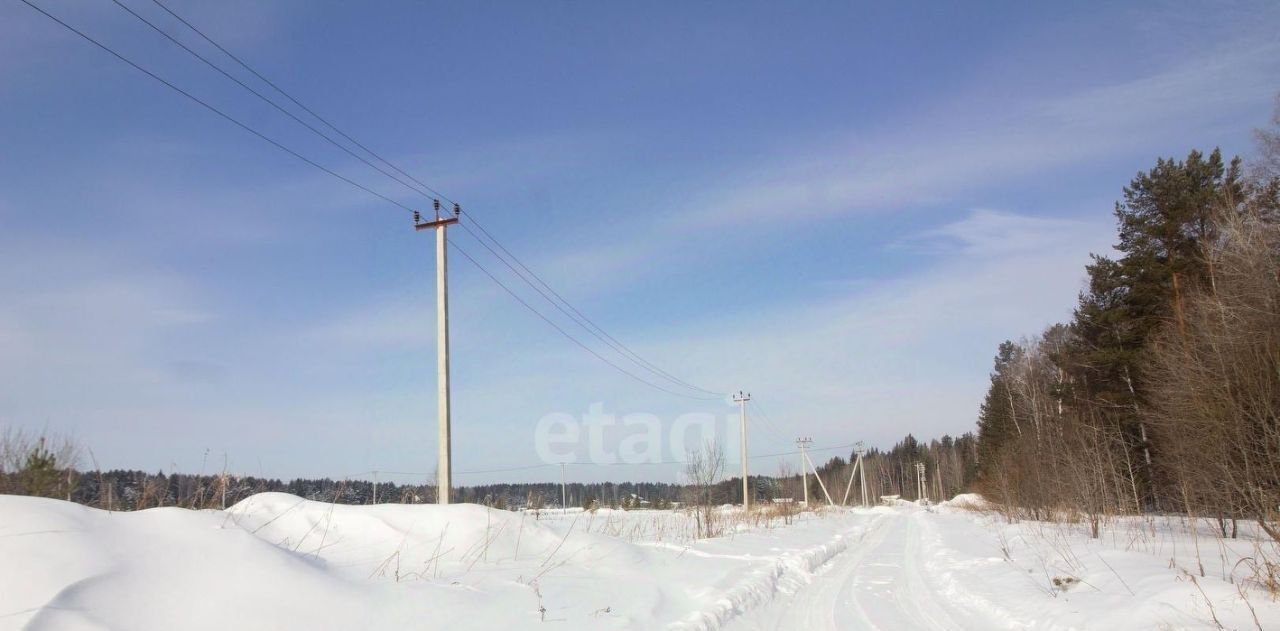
xmin=622 ymin=493 xmax=652 ymax=509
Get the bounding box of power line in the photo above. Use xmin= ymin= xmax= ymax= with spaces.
xmin=455 ymin=217 xmax=722 ymax=398
xmin=18 ymin=0 xmax=415 ymax=214
xmin=746 ymin=411 xmax=791 ymax=445
xmin=449 ymin=240 xmax=722 ymax=400
xmin=746 ymin=400 xmax=791 ymax=442
xmin=458 ymin=216 xmax=724 ymax=397
xmin=109 ymin=0 xmax=437 ymax=207
xmin=29 ymin=0 xmax=725 ymax=401
xmin=131 ymin=0 xmax=723 ymax=399
xmin=148 ymin=0 xmax=455 ymax=205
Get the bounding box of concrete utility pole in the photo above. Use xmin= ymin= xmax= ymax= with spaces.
xmin=841 ymin=447 xmax=858 ymax=506
xmin=796 ymin=437 xmax=812 ymax=506
xmin=733 ymin=391 xmax=751 ymax=512
xmin=560 ymin=462 xmax=567 ymax=510
xmin=841 ymin=441 xmax=868 ymax=507
xmin=372 ymin=470 xmax=379 ymax=504
xmin=915 ymin=462 xmax=926 ymax=503
xmin=220 ymin=452 xmax=228 ymax=510
xmin=416 ymin=201 xmax=460 ymax=505
xmin=857 ymin=442 xmax=868 ymax=507
xmin=802 ymin=447 xmax=835 ymax=506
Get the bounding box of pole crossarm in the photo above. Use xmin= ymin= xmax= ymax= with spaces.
xmin=415 ymin=216 xmax=459 ymax=231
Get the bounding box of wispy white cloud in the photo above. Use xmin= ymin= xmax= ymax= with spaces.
xmin=0 ymin=239 xmax=216 ymax=416
xmin=897 ymin=209 xmax=1109 ymax=256
xmin=1041 ymin=41 xmax=1280 ymax=128
xmin=678 ymin=40 xmax=1279 ymax=228
xmin=619 ymin=208 xmax=1116 ymax=451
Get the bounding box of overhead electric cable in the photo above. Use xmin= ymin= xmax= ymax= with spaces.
xmin=138 ymin=0 xmax=724 ymax=398
xmin=449 ymin=241 xmax=721 ymax=401
xmin=29 ymin=0 xmax=725 ymax=401
xmin=455 ymin=218 xmax=721 ymax=397
xmin=109 ymin=0 xmax=437 ymax=206
xmin=458 ymin=216 xmax=724 ymax=396
xmin=748 ymin=400 xmax=792 ymax=438
xmin=745 ymin=401 xmax=792 ymax=443
xmin=18 ymin=0 xmax=414 ymax=214
xmin=148 ymin=0 xmax=455 ymax=204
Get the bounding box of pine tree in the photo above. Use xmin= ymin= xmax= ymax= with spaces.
xmin=976 ymin=341 xmax=1019 ymax=481
xmin=19 ymin=438 xmax=61 ymax=498
xmin=1065 ymin=149 xmax=1245 ymax=507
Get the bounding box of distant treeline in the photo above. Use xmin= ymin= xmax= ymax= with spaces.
xmin=1 ymin=429 xmax=976 ymax=511
xmin=800 ymin=433 xmax=978 ymax=505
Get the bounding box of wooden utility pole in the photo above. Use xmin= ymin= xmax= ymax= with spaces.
xmin=796 ymin=437 xmax=812 ymax=506
xmin=416 ymin=201 xmax=460 ymax=505
xmin=733 ymin=391 xmax=751 ymax=512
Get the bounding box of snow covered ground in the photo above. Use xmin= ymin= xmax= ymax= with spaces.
xmin=732 ymin=496 xmax=1280 ymax=630
xmin=1 ymin=492 xmax=1276 ymax=630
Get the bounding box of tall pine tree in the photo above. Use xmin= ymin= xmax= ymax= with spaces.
xmin=1070 ymin=149 xmax=1242 ymax=506
xmin=976 ymin=341 xmax=1020 ymax=481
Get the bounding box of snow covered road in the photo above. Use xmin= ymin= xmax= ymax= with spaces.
xmin=730 ymin=501 xmax=1279 ymax=630
xmin=732 ymin=508 xmax=1002 ymax=631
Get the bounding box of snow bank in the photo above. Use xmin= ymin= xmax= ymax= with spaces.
xmin=0 ymin=494 xmax=543 ymax=631
xmin=938 ymin=492 xmax=989 ymax=509
xmin=0 ymin=494 xmax=868 ymax=631
xmin=224 ymin=492 xmax=571 ymax=579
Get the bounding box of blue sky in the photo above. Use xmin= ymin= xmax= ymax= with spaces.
xmin=2 ymin=0 xmax=1278 ymax=485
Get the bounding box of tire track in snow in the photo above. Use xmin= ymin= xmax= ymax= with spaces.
xmin=669 ymin=513 xmax=890 ymax=631
xmin=778 ymin=510 xmax=896 ymax=630
xmin=732 ymin=508 xmax=1007 ymax=631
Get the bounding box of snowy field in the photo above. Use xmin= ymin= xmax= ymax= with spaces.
xmin=1 ymin=493 xmax=1276 ymax=630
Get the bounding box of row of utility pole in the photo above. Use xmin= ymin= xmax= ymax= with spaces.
xmin=414 ymin=203 xmax=885 ymax=510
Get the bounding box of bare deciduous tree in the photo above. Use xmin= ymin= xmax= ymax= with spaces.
xmin=1146 ymin=203 xmax=1280 ymax=542
xmin=1252 ymin=94 xmax=1280 ymax=183
xmin=684 ymin=439 xmax=725 ymax=538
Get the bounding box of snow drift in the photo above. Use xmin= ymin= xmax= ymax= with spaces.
xmin=0 ymin=493 xmax=864 ymax=630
